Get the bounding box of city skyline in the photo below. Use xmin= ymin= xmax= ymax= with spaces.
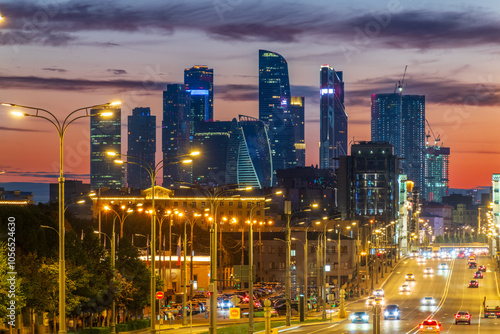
xmin=1 ymin=0 xmax=499 ymax=189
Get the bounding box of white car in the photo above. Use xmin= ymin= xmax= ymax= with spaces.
xmin=373 ymin=289 xmax=384 ymax=297
xmin=421 ymin=296 xmax=436 ymax=305
xmin=399 ymin=284 xmax=411 ymax=292
xmin=424 ymin=267 xmax=434 ymax=275
xmin=438 ymin=263 xmax=449 ymax=270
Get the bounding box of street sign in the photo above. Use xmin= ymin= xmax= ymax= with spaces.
xmin=229 ymin=308 xmax=240 ymax=319
xmin=230 ymin=296 xmax=240 ymax=307
xmin=156 ymin=291 xmax=164 ymax=300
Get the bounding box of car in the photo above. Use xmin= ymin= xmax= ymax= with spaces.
xmin=373 ymin=297 xmax=385 ymax=306
xmin=373 ymin=289 xmax=384 ymax=297
xmin=366 ymin=296 xmax=375 ymax=306
xmin=469 ymin=280 xmax=479 ymax=288
xmin=424 ymin=267 xmax=434 ymax=275
xmin=421 ymin=296 xmax=436 ymax=305
xmin=437 ymin=263 xmax=449 ymax=270
xmin=469 ymin=262 xmax=477 ymax=269
xmin=350 ymin=311 xmax=370 ymax=323
xmin=478 ymin=265 xmax=486 ymax=272
xmin=419 ymin=319 xmax=441 ymax=333
xmin=399 ymin=284 xmax=411 ymax=293
xmin=474 ymin=271 xmax=483 ymax=279
xmin=455 ymin=311 xmax=471 ymax=324
xmin=384 ymin=304 xmax=400 ymax=320
xmin=418 ymin=257 xmax=426 ymax=264
xmin=221 ymin=299 xmax=233 ymax=309
xmin=406 ymin=273 xmax=415 ymax=281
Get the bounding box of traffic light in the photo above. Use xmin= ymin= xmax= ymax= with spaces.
xmin=207 ymin=292 xmax=212 ymax=297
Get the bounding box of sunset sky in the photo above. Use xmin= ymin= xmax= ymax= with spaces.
xmin=0 ymin=0 xmax=499 ymax=189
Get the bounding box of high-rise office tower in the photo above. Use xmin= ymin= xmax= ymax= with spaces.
xmin=371 ymin=94 xmax=403 ymax=156
xmin=319 ymin=65 xmax=347 ymax=169
xmin=333 ymin=70 xmax=348 ymax=158
xmin=424 ymin=145 xmax=450 ymax=202
xmin=90 ymin=107 xmax=122 ymax=190
xmin=127 ymin=107 xmax=156 ymax=189
xmin=371 ymin=93 xmax=425 ymax=191
xmin=191 ymin=121 xmax=233 ymax=186
xmin=162 ymin=84 xmax=191 ymax=188
xmin=259 ymin=49 xmax=295 ymax=183
xmin=226 ymin=115 xmax=273 ymax=189
xmin=184 ymin=65 xmax=213 ymax=134
xmin=290 ymin=96 xmax=305 ymax=167
xmin=402 ymin=95 xmax=426 ymax=192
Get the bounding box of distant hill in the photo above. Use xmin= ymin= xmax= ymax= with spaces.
xmin=0 ymin=182 xmax=50 ymax=204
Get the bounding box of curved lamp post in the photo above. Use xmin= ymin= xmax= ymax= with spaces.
xmin=107 ymin=150 xmax=198 ymax=334
xmin=4 ymin=100 xmax=119 ymax=334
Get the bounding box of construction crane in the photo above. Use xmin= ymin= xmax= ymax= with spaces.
xmin=425 ymin=119 xmax=441 ymax=145
xmin=395 ymin=65 xmax=408 ymax=94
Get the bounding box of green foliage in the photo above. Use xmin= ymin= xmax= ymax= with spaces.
xmin=115 ymin=319 xmax=150 ymax=332
xmin=80 ymin=327 xmax=110 ymax=334
xmin=116 ymin=237 xmax=151 ymax=311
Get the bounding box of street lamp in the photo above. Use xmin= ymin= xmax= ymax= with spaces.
xmin=4 ymin=100 xmax=119 ymax=334
xmin=108 ymin=150 xmax=198 ymax=334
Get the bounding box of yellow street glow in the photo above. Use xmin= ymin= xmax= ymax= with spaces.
xmin=114 ymin=160 xmax=124 ymax=164
xmin=106 ymin=151 xmax=117 ymax=156
xmin=11 ymin=111 xmax=25 ymax=117
xmin=109 ymin=101 xmax=122 ymax=106
xmin=182 ymin=159 xmax=193 ymax=164
xmin=1 ymin=103 xmax=14 ymax=107
xmin=100 ymin=112 xmax=113 ymax=117
xmin=190 ymin=151 xmax=200 ymax=156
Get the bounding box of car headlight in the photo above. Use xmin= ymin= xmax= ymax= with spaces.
xmin=384 ymin=311 xmax=389 ymax=316
xmin=394 ymin=311 xmax=399 ymax=315
xmin=362 ymin=315 xmax=369 ymax=320
xmin=350 ymin=315 xmax=355 ymax=320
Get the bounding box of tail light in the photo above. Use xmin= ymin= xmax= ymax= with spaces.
xmin=455 ymin=314 xmax=459 ymax=318
xmin=436 ymin=324 xmax=440 ymax=329
xmin=420 ymin=325 xmax=424 ymax=329
xmin=466 ymin=315 xmax=470 ymax=318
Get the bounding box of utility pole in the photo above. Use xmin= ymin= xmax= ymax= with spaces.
xmin=285 ymin=200 xmax=292 ymax=327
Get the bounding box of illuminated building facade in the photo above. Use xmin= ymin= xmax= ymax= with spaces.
xmin=259 ymin=49 xmax=295 ymax=183
xmin=90 ymin=106 xmax=122 ymax=190
xmin=424 ymin=145 xmax=450 ymax=202
xmin=320 ymin=65 xmax=346 ymax=169
xmin=338 ymin=141 xmax=400 ymax=222
xmin=371 ymin=93 xmax=425 ymax=191
xmin=290 ymin=96 xmax=305 ymax=167
xmin=162 ymin=84 xmax=191 ymax=188
xmin=184 ymin=65 xmax=213 ymax=125
xmin=226 ymin=115 xmax=273 ymax=189
xmin=127 ymin=107 xmax=156 ymax=189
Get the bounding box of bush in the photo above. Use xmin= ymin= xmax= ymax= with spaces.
xmin=80 ymin=327 xmax=110 ymax=334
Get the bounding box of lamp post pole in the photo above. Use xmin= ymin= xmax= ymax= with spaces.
xmin=182 ymin=215 xmax=188 ymax=326
xmin=4 ymin=100 xmax=120 ymax=334
xmin=285 ymin=201 xmax=292 ymax=327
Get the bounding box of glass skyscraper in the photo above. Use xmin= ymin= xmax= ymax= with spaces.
xmin=226 ymin=115 xmax=273 ymax=189
xmin=191 ymin=121 xmax=232 ymax=186
xmin=371 ymin=93 xmax=425 ymax=191
xmin=290 ymin=96 xmax=305 ymax=167
xmin=424 ymin=145 xmax=450 ymax=202
xmin=184 ymin=65 xmax=213 ymax=134
xmin=259 ymin=49 xmax=295 ymax=183
xmin=127 ymin=107 xmax=156 ymax=189
xmin=319 ymin=65 xmax=347 ymax=169
xmin=162 ymin=84 xmax=191 ymax=188
xmin=90 ymin=107 xmax=122 ymax=190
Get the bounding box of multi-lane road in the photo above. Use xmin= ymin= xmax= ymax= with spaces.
xmin=286 ymin=255 xmax=500 ymax=333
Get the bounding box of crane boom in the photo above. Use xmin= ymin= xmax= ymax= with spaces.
xmin=395 ymin=65 xmax=408 ymax=94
